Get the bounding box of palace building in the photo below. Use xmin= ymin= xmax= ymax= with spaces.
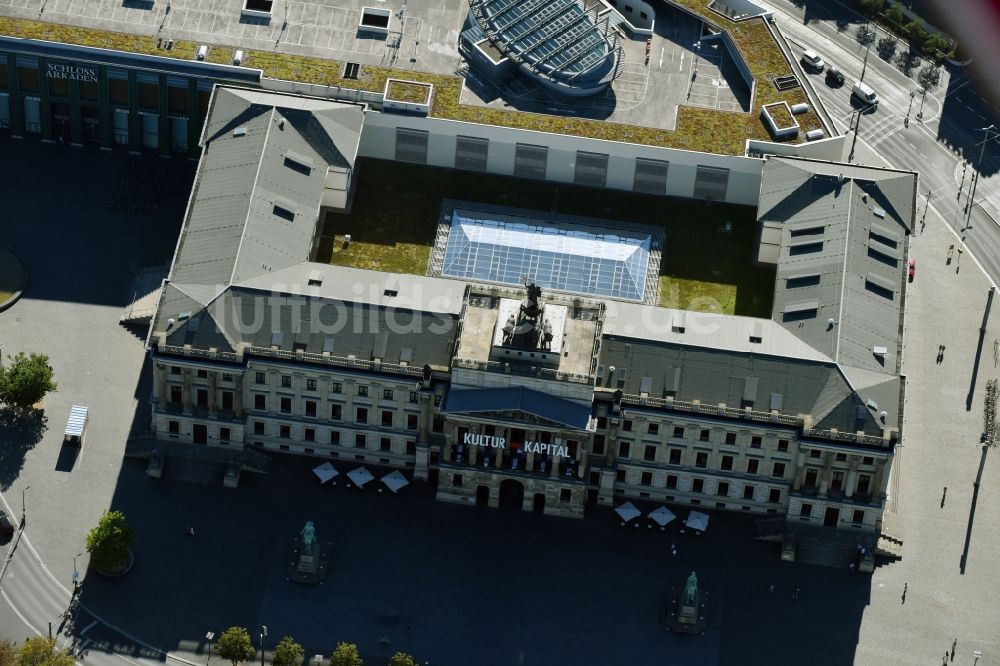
xmin=145 ymin=83 xmax=914 ymax=542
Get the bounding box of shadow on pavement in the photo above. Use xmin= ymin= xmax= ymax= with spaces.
xmin=0 ymin=407 xmax=47 ymax=491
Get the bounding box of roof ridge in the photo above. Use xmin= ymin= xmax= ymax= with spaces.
xmin=228 ymin=106 xmax=277 ymax=286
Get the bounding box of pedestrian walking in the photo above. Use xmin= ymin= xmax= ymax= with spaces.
xmin=902 ymin=582 xmax=908 ymax=604
xmin=768 ymin=584 xmax=774 ymax=593
xmin=943 ymin=652 xmax=949 ymax=665
xmin=849 ymin=563 xmax=856 ymax=574
xmin=952 ymin=639 xmax=957 ymax=661
xmin=792 ymin=586 xmax=799 ymax=599
xmin=671 ymin=544 xmax=677 ymax=558
xmin=941 ymin=486 xmax=947 ymax=508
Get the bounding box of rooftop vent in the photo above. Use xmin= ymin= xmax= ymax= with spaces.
xmin=749 ymin=335 xmax=763 ymax=344
xmin=233 ymin=126 xmax=247 ymax=137
xmin=873 ymin=345 xmax=888 ymax=357
xmin=271 ymin=331 xmax=283 ymax=347
xmin=273 ymin=203 xmax=295 ymax=222
xmin=233 ymin=50 xmax=244 ymax=66
xmin=196 ymin=45 xmax=207 ymax=61
xmin=322 ymin=337 xmax=334 ymax=354
xmin=873 ymin=205 xmax=886 ymax=218
xmin=307 ymin=270 xmax=324 ymax=287
xmin=866 ymin=398 xmax=879 ymax=411
xmin=671 ymin=325 xmax=686 ymax=334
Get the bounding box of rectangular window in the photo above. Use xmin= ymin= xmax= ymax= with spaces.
xmin=305 ymin=400 xmax=317 ymax=417
xmin=306 ymin=379 xmax=317 ymax=392
xmin=331 ymin=382 xmax=342 ymax=394
xmin=171 ymin=367 xmax=182 ymax=375
xmin=395 ymin=127 xmax=429 ymax=163
xmin=281 ymin=375 xmax=292 ymax=388
xmin=167 ymin=84 xmax=188 ymax=114
xmin=407 ymin=413 xmax=419 ymax=430
xmin=768 ymin=488 xmax=781 ymax=503
xmin=751 ymin=436 xmax=762 ymax=448
xmin=835 ymin=453 xmax=847 ymax=462
xmin=513 ymin=143 xmax=548 ymax=179
xmin=592 ymin=435 xmax=605 ymax=455
xmin=279 ymin=424 xmax=291 ymax=439
xmin=272 ymin=204 xmax=295 ymax=222
xmin=356 ymin=407 xmax=368 ymax=424
xmin=168 ymin=420 xmax=179 ymax=434
xmin=452 ymin=474 xmax=463 ymax=487
xmin=647 ymin=422 xmax=659 ymax=435
xmin=381 ymin=410 xmax=393 ymax=427
xmin=455 ymin=135 xmax=488 ymax=171
xmin=721 ymin=455 xmax=733 ymax=471
xmin=304 ymin=428 xmax=316 ymax=442
xmin=856 ymin=474 xmax=871 ymax=495
xmin=640 ymin=471 xmax=653 ymax=486
xmin=772 ymin=462 xmax=786 ymax=478
xmin=219 ymin=427 xmax=231 ymax=442
xmin=355 ymin=433 xmax=366 ymax=448
xmin=108 ymin=76 xmax=128 ymax=105
xmin=672 ymin=426 xmax=684 ymax=439
xmin=330 ymin=404 xmax=342 ymax=420
xmin=747 ymin=459 xmax=759 ymax=474
xmin=699 ymin=429 xmax=710 ymax=442
xmin=380 ymin=437 xmax=391 ymax=452
xmin=800 ymin=503 xmax=813 ymax=517
xmin=409 ymin=391 xmax=419 ymax=403
xmin=329 ymin=430 xmax=341 ymax=445
xmin=254 ymin=421 xmax=265 ymax=435
xmin=863 ymin=456 xmax=874 ymax=465
xmin=693 ymin=165 xmax=730 ymax=200
xmin=254 ymin=394 xmax=266 ymax=410
xmin=725 ymin=432 xmax=737 ymax=445
xmin=48 ymin=75 xmax=69 ymax=98
xmin=633 ymin=158 xmax=669 ymax=194
xmin=357 ymin=385 xmax=369 ymax=397
xmin=777 ymin=439 xmax=789 ymax=452
xmin=852 ymin=510 xmax=865 ymax=524
xmin=255 ymin=372 xmax=266 ymax=385
xmin=695 ymin=452 xmax=708 ymax=468
xmin=382 ymin=388 xmax=394 ymax=401
xmin=717 ymin=482 xmax=729 ymax=497
xmin=743 ymin=485 xmax=755 ymax=500
xmin=622 ymin=420 xmax=633 ymax=432
xmin=666 ymin=474 xmax=678 ymax=489
xmin=280 ymin=397 xmax=291 ymax=414
xmin=669 ymin=448 xmax=682 ymax=465
xmin=618 ymin=442 xmax=630 ymax=458
xmin=560 ymin=488 xmax=572 ymax=502
xmin=644 ymin=445 xmax=657 ymax=462
xmin=615 ymin=468 xmax=626 ymax=483
xmin=692 ymin=478 xmax=704 ymax=493
xmin=574 ymin=151 xmax=609 ymax=187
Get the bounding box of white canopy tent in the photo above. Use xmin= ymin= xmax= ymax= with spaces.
xmin=347 ymin=466 xmax=375 ymax=488
xmin=648 ymin=505 xmax=677 ymax=527
xmin=615 ymin=501 xmax=641 ymax=523
xmin=312 ymin=462 xmax=338 ymax=484
xmin=685 ymin=510 xmax=710 ymax=533
xmin=381 ymin=470 xmax=410 ymax=493
xmin=65 ymin=405 xmax=88 ymax=438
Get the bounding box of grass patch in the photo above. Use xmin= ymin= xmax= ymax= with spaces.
xmin=385 ymin=80 xmax=431 ymax=104
xmin=0 ymin=13 xmax=821 ymax=156
xmin=320 ymin=159 xmax=776 ymax=317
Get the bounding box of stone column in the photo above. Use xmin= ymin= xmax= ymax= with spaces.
xmin=845 ymin=456 xmax=860 ymax=499
xmin=606 ymin=421 xmax=618 ymax=466
xmin=818 ymin=453 xmax=833 ymax=497
xmin=153 ymin=366 xmax=166 ymax=406
xmin=208 ymin=373 xmax=218 ymax=417
xmin=873 ymin=459 xmax=889 ymax=500
xmin=576 ymin=441 xmax=586 ymax=479
xmin=234 ymin=378 xmax=244 ymax=418
xmin=550 ymin=454 xmax=561 ymax=478
xmin=793 ymin=459 xmax=806 ymax=491
xmin=418 ymin=392 xmax=432 ymax=443
xmin=182 ymin=370 xmax=192 ymax=415
xmin=495 ymin=437 xmax=505 ymax=470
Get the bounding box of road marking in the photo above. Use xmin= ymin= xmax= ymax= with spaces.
xmin=919 ymin=153 xmax=928 ymax=159
xmin=75 ymin=639 xmax=93 ymax=657
xmin=966 ymin=105 xmax=976 ymax=113
xmin=659 ymin=47 xmax=663 ymax=68
xmin=81 ymin=620 xmax=99 ymax=634
xmin=679 ymin=52 xmax=684 ymax=71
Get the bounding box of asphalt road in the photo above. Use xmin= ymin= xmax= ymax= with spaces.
xmin=764 ymin=0 xmax=1000 ymax=283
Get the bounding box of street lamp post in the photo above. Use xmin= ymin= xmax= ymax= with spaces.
xmin=687 ymin=41 xmax=701 ymax=100
xmin=905 ymin=91 xmax=915 ymax=127
xmin=72 ymin=552 xmax=82 ymax=593
xmin=969 ymin=125 xmax=999 ymax=212
xmin=260 ymin=626 xmax=267 ymax=666
xmin=848 ymin=104 xmax=876 ymax=162
xmin=860 ymin=41 xmax=871 ymax=82
xmin=917 ymin=88 xmax=927 ymax=121
xmin=206 ymin=632 xmax=215 ymax=665
xmin=21 ymin=484 xmax=31 ymax=527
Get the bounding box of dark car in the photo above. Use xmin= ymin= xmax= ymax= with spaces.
xmin=826 ymin=66 xmax=845 ymax=86
xmin=0 ymin=509 xmax=15 ymax=535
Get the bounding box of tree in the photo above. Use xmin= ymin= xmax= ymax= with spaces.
xmin=387 ymin=654 xmax=416 ymax=666
xmin=905 ymin=19 xmax=928 ymax=46
xmin=217 ymin=628 xmax=256 ymax=666
xmin=271 ymin=637 xmax=304 ymax=666
xmin=883 ymin=1 xmax=904 ymax=28
xmin=923 ymin=33 xmax=951 ymax=59
xmin=860 ymin=0 xmax=883 ymax=12
xmin=328 ymin=643 xmax=362 ymax=666
xmin=85 ymin=510 xmax=135 ymax=572
xmin=0 ymin=352 xmax=56 ymax=412
xmin=877 ymin=35 xmax=897 ymax=60
xmin=918 ymin=63 xmax=941 ymax=92
xmin=0 ymin=640 xmax=17 ymax=666
xmin=15 ymin=638 xmax=74 ymax=666
xmin=855 ymin=24 xmax=876 ymax=47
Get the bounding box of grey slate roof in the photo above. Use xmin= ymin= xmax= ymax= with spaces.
xmin=444 ymin=387 xmax=593 ymax=430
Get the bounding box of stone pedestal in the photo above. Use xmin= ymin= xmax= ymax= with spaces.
xmin=286 ymin=537 xmax=332 ymax=584
xmin=664 ymin=587 xmax=709 ymax=634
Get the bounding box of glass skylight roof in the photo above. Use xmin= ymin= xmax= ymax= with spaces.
xmin=442 ymin=210 xmax=652 ymax=301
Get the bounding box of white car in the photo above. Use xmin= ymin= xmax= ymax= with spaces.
xmin=801 ymin=49 xmax=825 ymax=71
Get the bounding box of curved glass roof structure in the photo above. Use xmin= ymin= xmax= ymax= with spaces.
xmin=468 ymin=0 xmax=624 ymax=96
xmin=442 ymin=209 xmax=652 ymax=301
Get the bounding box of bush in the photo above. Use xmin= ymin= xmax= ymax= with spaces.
xmin=328 ymin=644 xmax=362 ymax=666
xmin=905 ymin=20 xmax=928 ymax=45
xmin=1 ymin=640 xmax=17 ymax=666
xmin=0 ymin=352 xmax=56 ymax=412
xmin=15 ymin=638 xmax=74 ymax=666
xmin=85 ymin=510 xmax=135 ymax=572
xmin=217 ymin=628 xmax=256 ymax=666
xmin=923 ymin=33 xmax=951 ymax=59
xmin=386 ymin=654 xmax=416 ymax=666
xmin=272 ymin=637 xmax=304 ymax=666
xmin=860 ymin=0 xmax=883 ymax=12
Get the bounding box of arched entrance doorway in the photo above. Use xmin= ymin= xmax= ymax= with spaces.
xmin=498 ymin=479 xmax=525 ymax=511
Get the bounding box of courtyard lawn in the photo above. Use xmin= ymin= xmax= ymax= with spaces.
xmin=319 ymin=160 xmax=776 ymax=317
